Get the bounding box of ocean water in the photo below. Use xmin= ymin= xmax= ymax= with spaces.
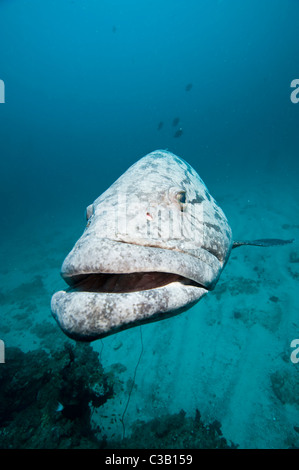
xmin=0 ymin=0 xmax=299 ymax=449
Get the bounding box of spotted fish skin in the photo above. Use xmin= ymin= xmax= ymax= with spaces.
xmin=51 ymin=150 xmax=233 ymax=341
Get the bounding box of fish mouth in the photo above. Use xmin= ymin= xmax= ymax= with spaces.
xmin=51 ymin=238 xmax=222 ymax=342
xmin=63 ymin=271 xmax=202 ymax=294
xmin=51 ymin=281 xmax=207 ymax=343
xmin=51 ymin=270 xmax=208 ymax=343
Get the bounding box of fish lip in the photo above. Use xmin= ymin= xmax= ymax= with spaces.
xmin=60 ymin=237 xmax=224 ymax=291
xmin=52 ymin=238 xmax=222 ymax=341
xmin=62 ymin=271 xmax=205 ymax=295
xmin=51 ymin=282 xmax=208 ymax=342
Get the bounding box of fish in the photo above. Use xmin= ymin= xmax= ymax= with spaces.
xmin=56 ymin=402 xmax=64 ymax=412
xmin=172 ymin=117 xmax=180 ymax=127
xmin=51 ymin=150 xmax=293 ymax=342
xmin=157 ymin=121 xmax=164 ymax=130
xmin=174 ymin=128 xmax=183 ymax=138
xmin=185 ymin=83 xmax=193 ymax=91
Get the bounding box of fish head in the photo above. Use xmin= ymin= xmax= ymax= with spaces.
xmin=51 ymin=150 xmax=233 ymax=341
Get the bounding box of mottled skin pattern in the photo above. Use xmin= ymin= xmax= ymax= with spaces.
xmin=51 ymin=150 xmax=233 ymax=341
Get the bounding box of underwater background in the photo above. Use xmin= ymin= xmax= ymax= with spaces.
xmin=1 ymin=0 xmax=299 ymax=449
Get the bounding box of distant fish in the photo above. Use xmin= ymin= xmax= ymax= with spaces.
xmin=112 ymin=25 xmax=117 ymax=33
xmin=157 ymin=121 xmax=164 ymax=130
xmin=174 ymin=128 xmax=183 ymax=138
xmin=185 ymin=83 xmax=193 ymax=91
xmin=172 ymin=117 xmax=180 ymax=127
xmin=56 ymin=402 xmax=64 ymax=412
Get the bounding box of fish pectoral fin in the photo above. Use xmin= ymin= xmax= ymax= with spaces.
xmin=232 ymin=238 xmax=294 ymax=249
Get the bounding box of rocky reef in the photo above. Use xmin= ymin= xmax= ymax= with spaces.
xmin=0 ymin=343 xmax=236 ymax=449
xmin=0 ymin=343 xmax=113 ymax=448
xmin=109 ymin=409 xmax=237 ymax=449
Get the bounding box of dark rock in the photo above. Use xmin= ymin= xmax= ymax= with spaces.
xmin=109 ymin=409 xmax=237 ymax=449
xmin=0 ymin=343 xmax=114 ymax=448
xmin=269 ymin=296 xmax=279 ymax=303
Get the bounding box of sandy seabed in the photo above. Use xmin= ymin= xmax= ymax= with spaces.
xmin=1 ymin=166 xmax=299 ymax=449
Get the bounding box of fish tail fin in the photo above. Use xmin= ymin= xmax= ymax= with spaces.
xmin=232 ymin=238 xmax=294 ymax=249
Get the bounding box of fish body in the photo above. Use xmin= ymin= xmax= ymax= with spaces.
xmin=51 ymin=150 xmax=233 ymax=341
xmin=174 ymin=128 xmax=183 ymax=138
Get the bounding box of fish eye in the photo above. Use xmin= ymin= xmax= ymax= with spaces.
xmin=177 ymin=191 xmax=186 ymax=204
xmin=177 ymin=191 xmax=187 ymax=211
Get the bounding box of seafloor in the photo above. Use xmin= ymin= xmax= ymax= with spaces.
xmin=1 ymin=166 xmax=299 ymax=449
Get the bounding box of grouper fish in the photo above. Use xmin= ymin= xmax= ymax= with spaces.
xmin=51 ymin=150 xmax=293 ymax=341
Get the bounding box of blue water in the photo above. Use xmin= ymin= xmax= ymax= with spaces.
xmin=1 ymin=0 xmax=299 ymax=449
